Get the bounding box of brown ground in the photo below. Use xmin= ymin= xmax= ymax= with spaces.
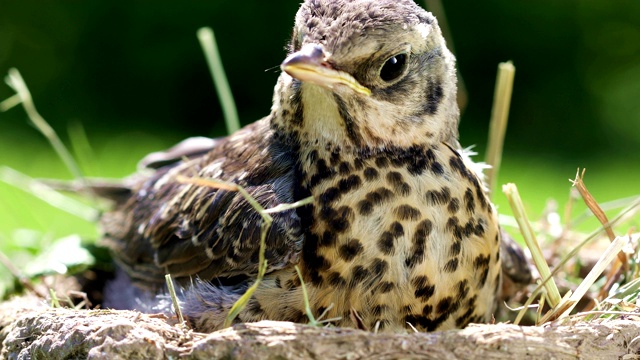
xmin=1 ymin=292 xmax=639 ymax=360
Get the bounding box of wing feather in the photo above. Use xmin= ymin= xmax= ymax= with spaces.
xmin=101 ymin=119 xmax=304 ymax=289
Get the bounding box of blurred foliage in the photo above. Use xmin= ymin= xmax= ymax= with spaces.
xmin=1 ymin=1 xmax=639 ymax=154
xmin=0 ymin=1 xmax=638 ymax=241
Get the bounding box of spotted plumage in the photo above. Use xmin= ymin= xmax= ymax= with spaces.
xmin=100 ymin=0 xmax=529 ymax=333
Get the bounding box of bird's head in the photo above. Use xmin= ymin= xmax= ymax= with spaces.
xmin=271 ymin=0 xmax=460 ymax=153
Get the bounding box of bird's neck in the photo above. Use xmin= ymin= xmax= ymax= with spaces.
xmin=268 ymin=74 xmax=458 ymax=179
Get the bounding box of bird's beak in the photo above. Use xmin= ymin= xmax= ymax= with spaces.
xmin=281 ymin=44 xmax=371 ymax=96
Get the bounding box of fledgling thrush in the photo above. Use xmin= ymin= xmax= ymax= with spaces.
xmin=101 ymin=0 xmax=527 ymax=332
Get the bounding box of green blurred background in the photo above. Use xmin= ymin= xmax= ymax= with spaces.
xmin=0 ymin=1 xmax=639 ymax=243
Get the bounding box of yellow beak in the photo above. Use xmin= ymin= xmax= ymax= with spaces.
xmin=281 ymin=44 xmax=371 ymax=96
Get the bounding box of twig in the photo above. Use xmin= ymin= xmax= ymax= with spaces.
xmin=197 ymin=27 xmax=241 ymax=134
xmin=571 ymin=169 xmax=625 ymax=259
xmin=0 ymin=248 xmax=47 ymax=298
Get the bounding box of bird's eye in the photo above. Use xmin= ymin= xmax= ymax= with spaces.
xmin=380 ymin=53 xmax=408 ymax=82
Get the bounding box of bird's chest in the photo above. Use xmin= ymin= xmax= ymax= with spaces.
xmin=298 ymin=146 xmax=502 ymax=331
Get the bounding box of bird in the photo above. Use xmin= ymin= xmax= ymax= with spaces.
xmin=99 ymin=0 xmax=522 ymax=333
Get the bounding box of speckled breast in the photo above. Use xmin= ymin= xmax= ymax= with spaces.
xmin=293 ymin=142 xmax=502 ymax=332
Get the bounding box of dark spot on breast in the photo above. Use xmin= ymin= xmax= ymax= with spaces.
xmin=353 ymin=158 xmax=365 ymax=171
xmin=339 ymin=238 xmax=364 ymax=261
xmin=448 ymin=198 xmax=460 ymax=214
xmin=466 ymin=295 xmax=477 ymax=308
xmin=319 ymin=230 xmax=336 ymax=247
xmin=494 ymin=273 xmax=501 ymax=293
xmin=456 ymin=280 xmax=470 ymax=301
xmin=455 ymin=307 xmax=474 ymax=328
xmin=302 ymin=233 xmax=331 ymax=276
xmin=431 ymin=161 xmax=444 ymax=175
xmin=288 ymin=310 xmax=307 ymax=323
xmin=319 ymin=187 xmax=341 ymax=205
xmin=474 ymin=220 xmax=485 ymax=236
xmin=327 ymin=271 xmax=347 ymax=288
xmin=309 ymin=159 xmax=337 ymax=188
xmin=464 ymin=188 xmax=475 ymax=214
xmin=363 ymin=167 xmax=379 ymax=180
xmin=475 ymin=184 xmax=488 ymax=208
xmin=406 ymin=220 xmax=430 ymax=268
xmin=377 ymin=231 xmax=395 ymax=255
xmin=327 ymin=206 xmax=354 ymax=233
xmin=390 ymin=222 xmax=404 ymax=237
xmin=275 ymin=277 xmax=282 ymax=288
xmin=371 ymin=258 xmax=388 ymax=276
xmin=443 ymin=258 xmax=459 ymax=273
xmin=366 ymin=187 xmax=394 ymax=205
xmin=462 ymin=219 xmax=475 ymax=238
xmin=285 ymin=277 xmax=300 ymax=290
xmin=412 ymin=275 xmax=435 ymax=301
xmin=446 ymin=217 xmax=463 ymax=241
xmin=339 ymin=174 xmax=362 ymax=193
xmin=473 ymin=314 xmax=486 ymax=324
xmin=474 ymin=254 xmax=491 ymax=269
xmin=247 ymin=300 xmax=264 ymax=315
xmin=358 ymin=199 xmax=374 ymax=215
xmin=372 ymin=304 xmax=389 ymax=317
xmin=386 ymin=171 xmax=404 ymax=187
xmin=436 ymin=296 xmax=453 ymax=315
xmin=379 ymin=281 xmax=395 ymax=293
xmin=330 ymin=150 xmax=341 ymax=167
xmin=307 ymin=150 xmax=318 ymax=163
xmin=338 ymin=161 xmax=352 ymax=175
xmin=350 ymin=265 xmax=369 ymax=285
xmin=422 ymin=304 xmax=433 ymax=316
xmin=375 ymin=157 xmax=390 ymax=168
xmin=477 ymin=268 xmax=489 ymax=288
xmin=414 ymin=219 xmax=433 ymax=240
xmin=449 ymin=240 xmax=462 ymax=256
xmin=426 ymin=187 xmax=451 ymax=205
xmin=374 ymin=319 xmax=389 ymax=331
xmin=319 ymin=206 xmax=337 ymax=222
xmin=394 ymin=205 xmax=421 ymax=221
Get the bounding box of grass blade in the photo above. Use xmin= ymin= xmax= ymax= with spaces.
xmin=197 ymin=27 xmax=240 ymax=135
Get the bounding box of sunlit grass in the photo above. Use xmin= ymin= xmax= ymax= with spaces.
xmin=0 ymin=129 xmax=178 ymax=237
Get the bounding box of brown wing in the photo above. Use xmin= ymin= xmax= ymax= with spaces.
xmin=101 ymin=118 xmax=304 ymax=289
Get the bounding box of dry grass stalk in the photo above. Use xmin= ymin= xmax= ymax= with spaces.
xmin=485 ymin=61 xmax=515 ymax=197
xmin=165 ymin=274 xmax=186 ymax=326
xmin=503 ymin=183 xmax=561 ymax=307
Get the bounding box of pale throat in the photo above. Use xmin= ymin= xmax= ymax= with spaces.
xmin=300 ymin=83 xmax=350 ymax=148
